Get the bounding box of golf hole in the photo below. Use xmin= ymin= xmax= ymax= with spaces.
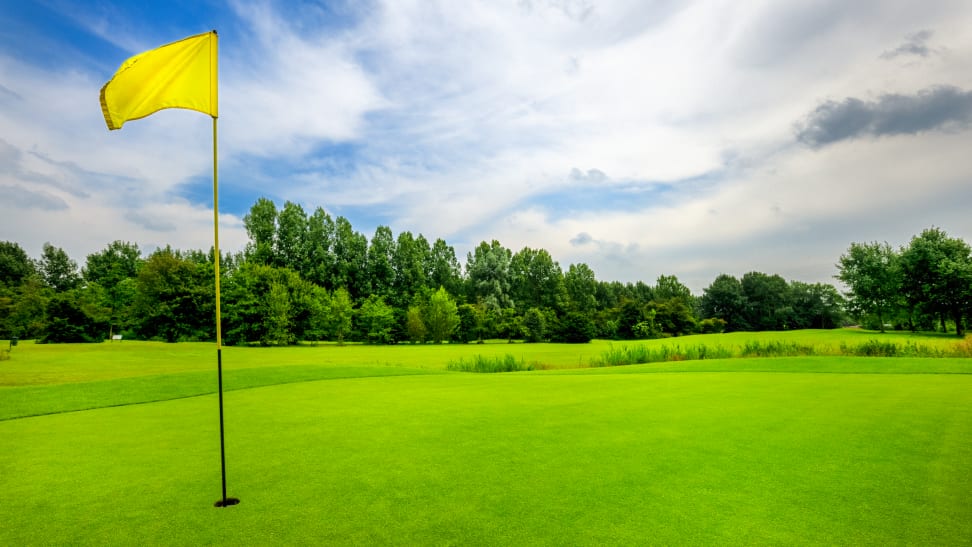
xmin=214 ymin=497 xmax=241 ymax=507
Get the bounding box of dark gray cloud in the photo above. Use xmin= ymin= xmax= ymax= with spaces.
xmin=796 ymin=86 xmax=972 ymax=147
xmin=0 ymin=184 xmax=68 ymax=210
xmin=570 ymin=232 xmax=592 ymax=246
xmin=880 ymin=30 xmax=933 ymax=60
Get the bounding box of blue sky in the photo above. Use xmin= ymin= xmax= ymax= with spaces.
xmin=2 ymin=0 xmax=972 ymax=292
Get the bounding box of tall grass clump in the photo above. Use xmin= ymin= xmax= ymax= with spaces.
xmin=591 ymin=344 xmax=733 ymax=367
xmin=840 ymin=339 xmax=947 ymax=358
xmin=447 ymin=354 xmax=534 ymax=373
xmin=740 ymin=341 xmax=816 ymax=357
xmin=949 ymin=337 xmax=972 ymax=357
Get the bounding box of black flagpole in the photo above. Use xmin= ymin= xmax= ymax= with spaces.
xmin=212 ymin=111 xmax=238 ymax=508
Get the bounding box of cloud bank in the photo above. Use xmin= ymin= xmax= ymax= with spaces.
xmin=796 ymin=86 xmax=972 ymax=147
xmin=2 ymin=0 xmax=972 ymax=292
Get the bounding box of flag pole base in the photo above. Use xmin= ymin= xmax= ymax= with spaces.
xmin=214 ymin=497 xmax=240 ymax=507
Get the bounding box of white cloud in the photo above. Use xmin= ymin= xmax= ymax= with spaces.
xmin=220 ymin=1 xmax=388 ymax=158
xmin=3 ymin=0 xmax=972 ymax=291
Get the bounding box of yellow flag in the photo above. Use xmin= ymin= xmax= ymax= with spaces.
xmin=100 ymin=31 xmax=218 ymax=130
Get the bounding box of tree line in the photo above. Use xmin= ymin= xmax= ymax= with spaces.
xmin=836 ymin=227 xmax=972 ymax=336
xmin=3 ymin=199 xmax=964 ymax=345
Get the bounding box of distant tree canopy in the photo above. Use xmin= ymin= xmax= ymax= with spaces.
xmin=8 ymin=198 xmax=968 ymax=344
xmin=837 ymin=227 xmax=972 ymax=336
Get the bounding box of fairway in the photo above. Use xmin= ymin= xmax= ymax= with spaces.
xmin=2 ymin=338 xmax=971 ymax=544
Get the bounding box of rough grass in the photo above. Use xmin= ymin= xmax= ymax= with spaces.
xmin=446 ymin=354 xmax=535 ymax=373
xmin=590 ymin=334 xmax=972 ymax=367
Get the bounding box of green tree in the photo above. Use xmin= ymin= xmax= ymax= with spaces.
xmin=899 ymin=228 xmax=972 ymax=336
xmin=650 ymin=298 xmax=697 ymax=336
xmin=82 ymin=241 xmax=142 ymax=289
xmin=368 ymin=226 xmax=396 ymax=301
xmin=741 ymin=271 xmax=789 ymax=330
xmin=564 ymin=263 xmax=598 ymax=313
xmin=275 ymin=201 xmax=308 ymax=272
xmin=787 ymin=281 xmax=845 ymax=330
xmin=222 ymin=263 xmax=314 ymax=346
xmin=465 ymin=240 xmax=513 ymax=310
xmin=0 ymin=241 xmax=36 ymax=288
xmin=551 ymin=311 xmax=595 ymax=343
xmin=510 ymin=247 xmax=565 ymax=313
xmin=423 ymin=287 xmax=460 ymax=343
xmin=328 ymin=287 xmax=353 ymax=344
xmin=304 ymin=207 xmax=335 ymax=288
xmin=133 ymin=248 xmax=213 ymax=342
xmin=357 ymin=295 xmax=395 ymax=344
xmin=406 ymin=305 xmax=426 ymax=343
xmin=264 ymin=281 xmax=292 ymax=345
xmin=39 ymin=289 xmax=109 ymax=343
xmin=616 ymin=299 xmax=650 ymax=339
xmin=5 ymin=276 xmax=51 ymax=338
xmin=427 ymin=238 xmax=462 ymax=297
xmin=521 ymin=307 xmax=547 ymax=343
xmin=302 ymin=284 xmax=331 ymax=343
xmin=243 ymin=197 xmax=278 ymax=266
xmin=39 ymin=243 xmax=80 ymax=292
xmin=332 ymin=216 xmax=370 ymax=301
xmin=83 ymin=241 xmax=142 ymax=336
xmin=836 ymin=242 xmax=901 ymax=332
xmin=701 ymin=274 xmax=749 ymax=331
xmin=654 ymin=274 xmax=693 ymax=302
xmin=391 ymin=231 xmax=428 ymax=308
xmin=456 ymin=303 xmax=480 ymax=343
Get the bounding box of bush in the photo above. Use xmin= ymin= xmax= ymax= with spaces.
xmin=551 ymin=312 xmax=595 ymax=343
xmin=521 ymin=308 xmax=547 ymax=343
xmin=39 ymin=293 xmax=108 ymax=344
xmin=699 ymin=318 xmax=727 ymax=334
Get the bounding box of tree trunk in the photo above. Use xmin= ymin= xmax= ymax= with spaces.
xmin=954 ymin=308 xmax=965 ymax=337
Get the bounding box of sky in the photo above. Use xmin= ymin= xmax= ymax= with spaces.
xmin=2 ymin=0 xmax=972 ymax=293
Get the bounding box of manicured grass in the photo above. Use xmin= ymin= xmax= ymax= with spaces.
xmin=1 ymin=333 xmax=970 ymax=544
xmin=1 ymin=361 xmax=970 ymax=545
xmin=0 ymin=365 xmax=439 ymax=421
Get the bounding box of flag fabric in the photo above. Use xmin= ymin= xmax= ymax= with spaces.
xmin=100 ymin=31 xmax=218 ymax=130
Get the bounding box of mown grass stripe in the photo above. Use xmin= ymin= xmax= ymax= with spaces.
xmin=0 ymin=365 xmax=438 ymax=421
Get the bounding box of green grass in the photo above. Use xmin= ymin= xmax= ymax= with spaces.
xmin=1 ymin=331 xmax=971 ymax=544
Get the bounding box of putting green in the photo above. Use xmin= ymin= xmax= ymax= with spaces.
xmin=2 ymin=359 xmax=970 ymax=545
